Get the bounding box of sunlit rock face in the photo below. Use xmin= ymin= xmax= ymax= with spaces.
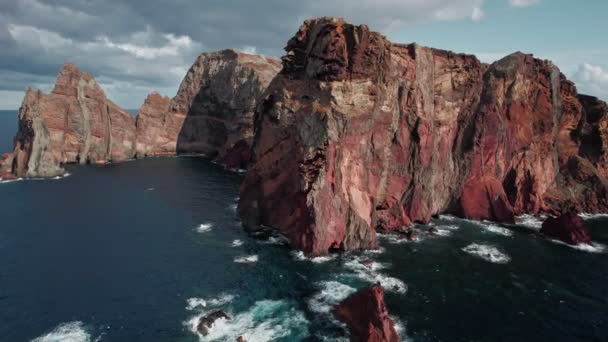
xmin=135 ymin=49 xmax=281 ymax=169
xmin=239 ymin=17 xmax=608 ymax=255
xmin=3 ymin=64 xmax=136 ymax=178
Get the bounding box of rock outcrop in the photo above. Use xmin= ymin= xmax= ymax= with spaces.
xmin=196 ymin=310 xmax=230 ymax=336
xmin=239 ymin=17 xmax=608 ymax=255
xmin=541 ymin=212 xmax=592 ymax=245
xmin=0 ymin=64 xmax=136 ymax=178
xmin=333 ymin=285 xmax=400 ymax=342
xmin=135 ymin=49 xmax=281 ymax=168
xmin=1 ymin=50 xmax=281 ymax=179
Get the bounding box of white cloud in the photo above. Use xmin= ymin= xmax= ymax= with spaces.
xmin=97 ymin=31 xmax=194 ymax=60
xmin=572 ymin=63 xmax=608 ymax=100
xmin=509 ymin=0 xmax=541 ymax=8
xmin=471 ymin=7 xmax=485 ymax=21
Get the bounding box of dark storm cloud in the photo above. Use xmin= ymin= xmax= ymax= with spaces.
xmin=0 ymin=0 xmax=486 ymax=108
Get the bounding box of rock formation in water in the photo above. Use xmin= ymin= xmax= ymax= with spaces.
xmin=541 ymin=212 xmax=591 ymax=245
xmin=135 ymin=49 xmax=281 ymax=169
xmin=1 ymin=50 xmax=281 ymax=179
xmin=239 ymin=17 xmax=608 ymax=255
xmin=333 ymin=285 xmax=400 ymax=342
xmin=0 ymin=64 xmax=136 ymax=178
xmin=196 ymin=310 xmax=230 ymax=336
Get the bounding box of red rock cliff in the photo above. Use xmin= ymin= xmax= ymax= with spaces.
xmin=135 ymin=49 xmax=281 ymax=168
xmin=1 ymin=64 xmax=136 ymax=178
xmin=238 ymin=17 xmax=608 ymax=255
xmin=333 ymin=285 xmax=400 ymax=342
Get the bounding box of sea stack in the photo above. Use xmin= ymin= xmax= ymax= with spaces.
xmin=135 ymin=49 xmax=281 ymax=169
xmin=333 ymin=285 xmax=400 ymax=342
xmin=238 ymin=17 xmax=608 ymax=255
xmin=1 ymin=64 xmax=136 ymax=178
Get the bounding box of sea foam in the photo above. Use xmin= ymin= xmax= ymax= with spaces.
xmin=234 ymin=255 xmax=258 ymax=263
xmin=186 ymin=299 xmax=309 ymax=341
xmin=462 ymin=243 xmax=511 ymax=264
xmin=196 ymin=223 xmax=213 ymax=233
xmin=31 ymin=321 xmax=93 ymax=342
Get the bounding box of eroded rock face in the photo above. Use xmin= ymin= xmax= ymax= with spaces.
xmin=541 ymin=212 xmax=591 ymax=245
xmin=135 ymin=49 xmax=281 ymax=166
xmin=239 ymin=17 xmax=608 ymax=255
xmin=1 ymin=64 xmax=136 ymax=178
xmin=333 ymin=285 xmax=400 ymax=342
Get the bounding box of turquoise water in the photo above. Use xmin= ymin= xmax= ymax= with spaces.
xmin=0 ymin=111 xmax=606 ymax=341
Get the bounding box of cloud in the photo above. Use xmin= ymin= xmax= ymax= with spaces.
xmin=572 ymin=63 xmax=608 ymax=100
xmin=0 ymin=0 xmax=492 ymax=109
xmin=509 ymin=0 xmax=541 ymax=8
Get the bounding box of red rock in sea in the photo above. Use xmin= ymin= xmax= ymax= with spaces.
xmin=541 ymin=212 xmax=592 ymax=245
xmin=1 ymin=64 xmax=137 ymax=178
xmin=239 ymin=17 xmax=608 ymax=255
xmin=135 ymin=49 xmax=281 ymax=164
xmin=333 ymin=285 xmax=400 ymax=342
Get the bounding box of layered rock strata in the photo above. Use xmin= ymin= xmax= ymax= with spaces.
xmin=1 ymin=64 xmax=136 ymax=178
xmin=1 ymin=50 xmax=281 ymax=179
xmin=135 ymin=49 xmax=281 ymax=169
xmin=239 ymin=17 xmax=608 ymax=255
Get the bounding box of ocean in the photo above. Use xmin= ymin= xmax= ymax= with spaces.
xmin=0 ymin=110 xmax=606 ymax=341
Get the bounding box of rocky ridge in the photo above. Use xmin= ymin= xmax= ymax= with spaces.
xmin=1 ymin=50 xmax=280 ymax=178
xmin=238 ymin=17 xmax=608 ymax=255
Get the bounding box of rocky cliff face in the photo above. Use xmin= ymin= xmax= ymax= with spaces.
xmin=1 ymin=50 xmax=281 ymax=179
xmin=239 ymin=17 xmax=608 ymax=255
xmin=135 ymin=49 xmax=281 ymax=168
xmin=1 ymin=64 xmax=136 ymax=178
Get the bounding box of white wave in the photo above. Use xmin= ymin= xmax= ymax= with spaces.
xmin=481 ymin=224 xmax=513 ymax=237
xmin=229 ymin=204 xmax=237 ymax=212
xmin=146 ymin=187 xmax=155 ymax=191
xmin=462 ymin=243 xmax=510 ymax=264
xmin=548 ymin=239 xmax=607 ymax=253
xmin=376 ymin=233 xmax=414 ymax=245
xmin=438 ymin=214 xmax=458 ymax=221
xmin=579 ymin=213 xmax=608 ymax=220
xmin=196 ymin=223 xmax=213 ymax=233
xmin=516 ymin=214 xmax=544 ymax=230
xmin=432 ymin=228 xmax=453 ymax=237
xmin=187 ymin=294 xmax=235 ymax=311
xmin=234 ymin=255 xmax=258 ymax=263
xmin=262 ymin=235 xmax=289 ymax=245
xmin=186 ymin=300 xmax=309 ymax=342
xmin=308 ymin=281 xmax=357 ymax=314
xmin=31 ymin=321 xmax=92 ymax=342
xmin=231 ymin=239 xmax=244 ymax=247
xmin=343 ymin=256 xmax=407 ymax=294
xmin=291 ymin=251 xmax=336 ymax=263
xmin=0 ymin=177 xmax=23 ymax=184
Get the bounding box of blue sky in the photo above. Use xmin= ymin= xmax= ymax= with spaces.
xmin=0 ymin=0 xmax=606 ymax=109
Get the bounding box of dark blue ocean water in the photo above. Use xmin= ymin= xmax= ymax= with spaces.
xmin=0 ymin=110 xmax=607 ymax=341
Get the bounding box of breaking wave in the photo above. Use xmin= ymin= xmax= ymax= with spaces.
xmin=185 ymin=299 xmax=309 ymax=341
xmin=186 ymin=294 xmax=236 ymax=311
xmin=308 ymin=281 xmax=357 ymax=314
xmin=579 ymin=213 xmax=608 ymax=220
xmin=548 ymin=239 xmax=607 ymax=254
xmin=343 ymin=256 xmax=407 ymax=294
xmin=230 ymin=239 xmax=244 ymax=247
xmin=291 ymin=251 xmax=337 ymax=264
xmin=462 ymin=243 xmax=511 ymax=264
xmin=196 ymin=223 xmax=213 ymax=233
xmin=234 ymin=255 xmax=258 ymax=263
xmin=31 ymin=321 xmax=96 ymax=342
xmin=516 ymin=214 xmax=544 ymax=230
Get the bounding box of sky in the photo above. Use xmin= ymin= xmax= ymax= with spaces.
xmin=0 ymin=0 xmax=606 ymax=109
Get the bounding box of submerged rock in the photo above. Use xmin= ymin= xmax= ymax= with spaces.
xmin=333 ymin=285 xmax=399 ymax=342
xmin=541 ymin=212 xmax=592 ymax=245
xmin=239 ymin=17 xmax=608 ymax=255
xmin=196 ymin=310 xmax=231 ymax=336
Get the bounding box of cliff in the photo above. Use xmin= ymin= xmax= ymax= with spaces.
xmin=1 ymin=50 xmax=281 ymax=179
xmin=135 ymin=49 xmax=281 ymax=168
xmin=238 ymin=17 xmax=608 ymax=255
xmin=1 ymin=64 xmax=136 ymax=178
